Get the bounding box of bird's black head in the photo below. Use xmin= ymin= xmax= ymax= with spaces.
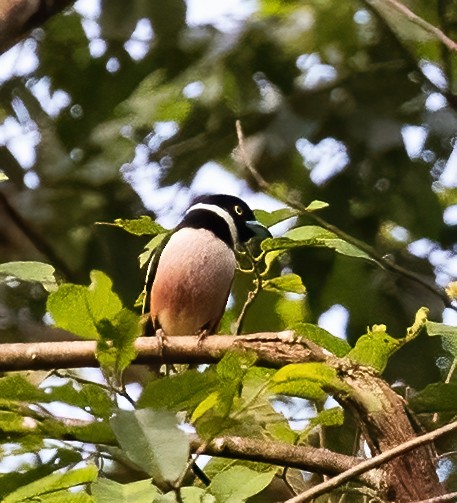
xmin=178 ymin=194 xmax=271 ymax=249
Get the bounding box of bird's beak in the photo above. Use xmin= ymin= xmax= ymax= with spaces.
xmin=246 ymin=220 xmax=272 ymax=240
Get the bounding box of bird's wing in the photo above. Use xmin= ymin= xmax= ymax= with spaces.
xmin=141 ymin=231 xmax=172 ymax=316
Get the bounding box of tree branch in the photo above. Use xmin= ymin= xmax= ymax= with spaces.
xmin=413 ymin=493 xmax=457 ymax=503
xmin=0 ymin=332 xmax=325 ymax=372
xmin=284 ymin=419 xmax=457 ymax=503
xmin=377 ymin=0 xmax=457 ymax=53
xmin=0 ymin=0 xmax=76 ymax=55
xmin=190 ymin=435 xmax=381 ymax=488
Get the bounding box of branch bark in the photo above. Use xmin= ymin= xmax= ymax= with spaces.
xmin=336 ymin=363 xmax=444 ymax=501
xmin=190 ymin=435 xmax=381 ymax=488
xmin=0 ymin=0 xmax=75 ymax=55
xmin=0 ymin=332 xmax=323 ymax=371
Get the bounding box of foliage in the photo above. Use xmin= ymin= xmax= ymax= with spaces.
xmin=1 ymin=0 xmax=457 ymax=500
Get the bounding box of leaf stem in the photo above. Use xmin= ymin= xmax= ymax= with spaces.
xmin=233 ymin=245 xmax=264 ymax=335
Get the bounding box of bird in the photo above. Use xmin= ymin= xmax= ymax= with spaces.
xmin=143 ymin=194 xmax=271 ymax=337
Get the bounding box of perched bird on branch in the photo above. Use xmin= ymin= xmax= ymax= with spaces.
xmin=144 ymin=194 xmax=271 ymax=337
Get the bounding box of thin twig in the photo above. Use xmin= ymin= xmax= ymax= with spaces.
xmin=283 ymin=419 xmax=457 ymax=503
xmin=235 ymin=121 xmax=270 ymax=192
xmin=379 ymin=0 xmax=457 ymax=53
xmin=233 ymin=246 xmax=264 ymax=334
xmin=235 ymin=120 xmax=457 ymax=312
xmin=433 ymin=358 xmax=457 ymax=423
xmin=174 ymin=441 xmax=209 ymax=490
xmin=412 ymin=492 xmax=457 ymax=503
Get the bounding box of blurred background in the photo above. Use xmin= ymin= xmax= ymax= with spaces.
xmin=1 ymin=0 xmax=457 ymax=391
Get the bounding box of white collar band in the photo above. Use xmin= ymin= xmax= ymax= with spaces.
xmin=185 ymin=202 xmax=239 ymax=246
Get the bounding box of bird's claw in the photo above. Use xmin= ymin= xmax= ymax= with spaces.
xmin=197 ymin=329 xmax=210 ymax=345
xmin=156 ymin=328 xmax=167 ymax=357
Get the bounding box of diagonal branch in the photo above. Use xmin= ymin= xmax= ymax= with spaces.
xmin=284 ymin=419 xmax=457 ymax=503
xmin=378 ymin=0 xmax=457 ymax=53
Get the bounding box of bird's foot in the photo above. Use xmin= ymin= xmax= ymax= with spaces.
xmin=156 ymin=328 xmax=167 ymax=357
xmin=197 ymin=329 xmax=210 ymax=345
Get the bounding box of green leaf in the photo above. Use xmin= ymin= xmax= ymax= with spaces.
xmin=98 ymin=216 xmax=166 ymax=236
xmin=368 ymin=0 xmax=438 ymax=45
xmin=191 ymin=391 xmax=220 ymax=423
xmin=261 ymin=226 xmax=374 ymax=263
xmin=265 ymin=420 xmax=297 ymax=444
xmin=305 ymin=200 xmax=329 ymax=212
xmin=348 ymin=324 xmax=401 ymax=373
xmin=0 ymin=374 xmax=46 ymax=402
xmin=138 ymin=368 xmax=219 ymax=412
xmin=254 ymin=208 xmax=299 ymax=228
xmin=139 ymin=233 xmax=169 ymax=269
xmin=92 ymin=478 xmax=158 ymax=503
xmin=307 ymin=407 xmax=344 ymax=430
xmin=0 ymin=448 xmax=82 ymax=499
xmin=181 ymin=487 xmax=216 ymax=503
xmin=270 ymin=363 xmax=347 ymax=400
xmin=409 ymin=383 xmax=457 ymax=414
xmin=47 ymin=270 xmax=123 ymax=340
xmin=96 ymin=308 xmax=141 ymax=373
xmin=0 ymin=261 xmax=57 ymax=292
xmin=54 ymin=418 xmax=116 ymax=444
xmin=47 ymin=271 xmax=139 ymax=373
xmin=426 ymin=320 xmax=457 ymax=357
xmin=3 ymin=465 xmax=98 ymax=503
xmin=110 ymin=409 xmax=190 ymax=484
xmin=46 ymin=381 xmax=114 ymax=419
xmin=426 ymin=321 xmax=457 ymax=337
xmin=297 ymin=407 xmax=345 ymax=442
xmin=31 ymin=492 xmax=93 ymax=503
xmin=216 ymin=350 xmax=258 ymax=382
xmin=293 ymin=323 xmax=351 ymax=357
xmin=263 ymin=273 xmax=306 ymax=294
xmin=208 ymin=466 xmax=275 ymax=502
xmin=275 ymin=296 xmax=306 ymax=328
xmin=191 ymin=352 xmax=259 ymax=438
xmin=239 ymin=367 xmax=288 ymax=429
xmin=0 ymin=410 xmax=37 ymax=433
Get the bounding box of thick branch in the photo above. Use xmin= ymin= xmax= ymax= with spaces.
xmin=0 ymin=0 xmax=75 ymax=55
xmin=190 ymin=435 xmax=381 ymax=488
xmin=0 ymin=332 xmax=324 ymax=371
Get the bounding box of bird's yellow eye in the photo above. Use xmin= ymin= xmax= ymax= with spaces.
xmin=234 ymin=205 xmax=243 ymax=215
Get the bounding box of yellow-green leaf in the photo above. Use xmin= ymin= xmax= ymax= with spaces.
xmin=263 ymin=273 xmax=306 ymax=294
